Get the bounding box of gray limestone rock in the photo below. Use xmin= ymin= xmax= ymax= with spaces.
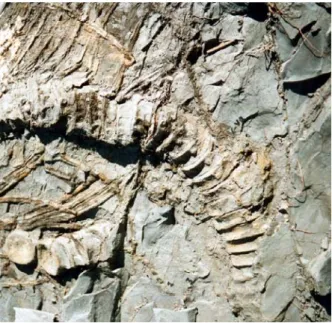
xmin=262 ymin=275 xmax=296 ymax=321
xmin=192 ymin=300 xmax=236 ymax=322
xmin=153 ymin=307 xmax=198 ymax=322
xmin=62 ymin=275 xmax=120 ymax=322
xmin=130 ymin=302 xmax=155 ymax=322
xmin=283 ymin=301 xmax=302 ymax=322
xmin=120 ymin=277 xmax=183 ymax=322
xmin=63 ymin=270 xmax=95 ymax=303
xmin=14 ymin=308 xmax=55 ymax=323
xmin=211 ymin=54 xmax=283 ymax=143
xmin=171 ymin=72 xmax=195 ymax=106
xmin=258 ymin=225 xmax=298 ymax=321
xmin=128 ymin=191 xmax=175 ymax=252
xmin=307 ymin=247 xmax=331 ymax=296
xmin=277 ymin=3 xmax=327 ymax=41
xmin=274 ymin=3 xmax=331 ymax=83
xmin=0 ymin=3 xmax=330 ymax=323
xmin=289 ymin=108 xmax=331 ymax=262
xmin=281 ymin=25 xmax=331 ymax=83
xmin=219 ymin=3 xmax=249 ymax=15
xmin=0 ymin=288 xmax=42 ymax=322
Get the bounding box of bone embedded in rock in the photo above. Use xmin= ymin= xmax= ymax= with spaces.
xmin=38 ymin=221 xmax=120 ymax=276
xmin=3 ymin=230 xmax=36 ymax=265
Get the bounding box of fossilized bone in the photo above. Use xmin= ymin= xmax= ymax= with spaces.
xmin=2 ymin=166 xmax=139 ymax=275
xmin=0 ymin=146 xmax=138 ymax=230
xmin=37 ymin=220 xmax=122 ymax=276
xmin=134 ymin=106 xmax=274 ymax=316
xmin=0 ymin=93 xmax=273 ymax=319
xmin=0 ymin=5 xmax=286 ymax=320
xmin=17 ymin=179 xmax=120 ymax=230
xmin=0 ymin=150 xmax=44 ymax=196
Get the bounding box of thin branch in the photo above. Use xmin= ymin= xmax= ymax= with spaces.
xmin=206 ymin=39 xmax=238 ymax=55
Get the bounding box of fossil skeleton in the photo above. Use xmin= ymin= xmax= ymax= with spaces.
xmin=0 ymin=3 xmax=329 ymax=322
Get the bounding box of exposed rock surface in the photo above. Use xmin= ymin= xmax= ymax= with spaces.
xmin=0 ymin=3 xmax=330 ymax=322
xmin=14 ymin=308 xmax=55 ymax=322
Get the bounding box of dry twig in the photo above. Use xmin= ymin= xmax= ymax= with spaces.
xmin=206 ymin=39 xmax=238 ymax=55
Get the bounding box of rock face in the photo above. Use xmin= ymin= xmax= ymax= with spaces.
xmin=0 ymin=3 xmax=330 ymax=322
xmin=308 ymin=247 xmax=331 ymax=297
xmin=61 ymin=269 xmax=121 ymax=322
xmin=14 ymin=308 xmax=55 ymax=323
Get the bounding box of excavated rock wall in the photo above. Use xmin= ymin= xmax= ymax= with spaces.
xmin=0 ymin=3 xmax=330 ymax=322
